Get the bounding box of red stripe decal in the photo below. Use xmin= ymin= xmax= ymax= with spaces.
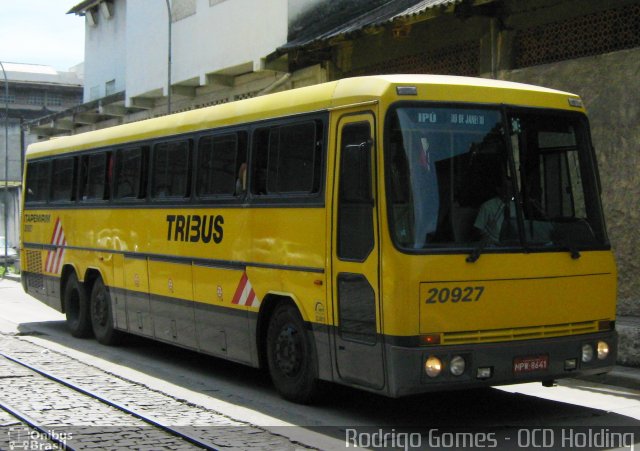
xmin=231 ymin=272 xmax=248 ymax=305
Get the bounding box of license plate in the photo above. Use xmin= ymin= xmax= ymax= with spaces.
xmin=513 ymin=355 xmax=549 ymax=374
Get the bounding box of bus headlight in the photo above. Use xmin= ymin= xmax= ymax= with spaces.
xmin=581 ymin=344 xmax=594 ymax=363
xmin=425 ymin=356 xmax=443 ymax=378
xmin=449 ymin=355 xmax=465 ymax=376
xmin=597 ymin=341 xmax=609 ymax=360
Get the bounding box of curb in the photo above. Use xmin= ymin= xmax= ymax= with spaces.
xmin=579 ymin=365 xmax=640 ymax=390
xmin=1 ymin=273 xmax=21 ymax=283
xmin=607 ymin=365 xmax=640 ymax=386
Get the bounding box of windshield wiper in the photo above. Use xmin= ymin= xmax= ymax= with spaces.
xmin=549 ymin=221 xmax=583 ymax=259
xmin=558 ymin=239 xmax=582 ymax=259
xmin=466 ymin=237 xmax=491 ymax=263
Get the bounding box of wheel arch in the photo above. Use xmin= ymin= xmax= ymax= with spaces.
xmin=83 ymin=267 xmax=104 ymax=299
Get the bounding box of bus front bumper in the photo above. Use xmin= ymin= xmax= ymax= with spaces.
xmin=385 ymin=331 xmax=618 ymax=398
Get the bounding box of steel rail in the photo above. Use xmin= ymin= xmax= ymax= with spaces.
xmin=0 ymin=351 xmax=218 ymax=450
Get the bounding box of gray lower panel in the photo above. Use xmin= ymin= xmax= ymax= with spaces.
xmin=111 ymin=287 xmax=128 ymax=330
xmin=194 ymin=302 xmax=252 ymax=365
xmin=108 ymin=285 xmax=255 ymax=366
xmin=23 ymin=272 xmax=62 ymax=313
xmin=151 ymin=295 xmax=197 ymax=348
xmin=124 ymin=291 xmax=154 ymax=337
xmin=311 ymin=324 xmax=333 ymax=381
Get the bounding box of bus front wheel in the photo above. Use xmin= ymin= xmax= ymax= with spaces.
xmin=266 ymin=303 xmax=319 ymax=403
xmin=64 ymin=273 xmax=92 ymax=338
xmin=90 ymin=278 xmax=121 ymax=346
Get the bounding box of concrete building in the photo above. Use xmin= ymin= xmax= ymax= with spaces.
xmin=0 ymin=63 xmax=82 ymax=249
xmin=30 ymin=0 xmax=390 ymax=134
xmin=29 ymin=0 xmax=328 ymax=134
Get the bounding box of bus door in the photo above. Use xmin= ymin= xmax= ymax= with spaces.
xmin=331 ymin=113 xmax=384 ymax=390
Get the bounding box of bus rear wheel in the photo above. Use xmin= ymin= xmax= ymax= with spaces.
xmin=90 ymin=278 xmax=121 ymax=346
xmin=64 ymin=273 xmax=92 ymax=338
xmin=266 ymin=303 xmax=319 ymax=403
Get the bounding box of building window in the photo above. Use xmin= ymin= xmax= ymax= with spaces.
xmin=46 ymin=94 xmax=62 ymax=107
xmin=171 ymin=0 xmax=196 ymax=22
xmin=0 ymin=94 xmax=15 ymax=104
xmin=27 ymin=94 xmax=44 ymax=106
xmin=105 ymin=79 xmax=116 ymax=96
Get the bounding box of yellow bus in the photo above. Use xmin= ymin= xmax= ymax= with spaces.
xmin=21 ymin=75 xmax=617 ymax=402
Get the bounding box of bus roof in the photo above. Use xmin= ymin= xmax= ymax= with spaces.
xmin=27 ymin=74 xmax=582 ymax=158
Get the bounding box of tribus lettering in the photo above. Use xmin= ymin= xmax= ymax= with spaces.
xmin=166 ymin=215 xmax=224 ymax=244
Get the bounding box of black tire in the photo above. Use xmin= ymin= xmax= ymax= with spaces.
xmin=90 ymin=278 xmax=121 ymax=346
xmin=64 ymin=273 xmax=92 ymax=338
xmin=266 ymin=303 xmax=319 ymax=403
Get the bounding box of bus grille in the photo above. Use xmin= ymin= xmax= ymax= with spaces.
xmin=25 ymin=250 xmax=44 ymax=290
xmin=442 ymin=321 xmax=599 ymax=345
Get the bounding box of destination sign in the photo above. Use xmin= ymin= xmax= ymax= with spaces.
xmin=417 ymin=111 xmax=490 ymax=126
xmin=411 ymin=108 xmax=499 ymax=129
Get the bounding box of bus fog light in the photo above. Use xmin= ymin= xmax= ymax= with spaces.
xmin=476 ymin=367 xmax=492 ymax=379
xmin=564 ymin=359 xmax=577 ymax=371
xmin=581 ymin=344 xmax=594 ymax=363
xmin=425 ymin=356 xmax=442 ymax=378
xmin=597 ymin=341 xmax=609 ymax=360
xmin=449 ymin=356 xmax=465 ymax=376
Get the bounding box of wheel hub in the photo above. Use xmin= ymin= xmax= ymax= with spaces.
xmin=93 ymin=290 xmax=108 ymax=327
xmin=274 ymin=325 xmax=302 ymax=377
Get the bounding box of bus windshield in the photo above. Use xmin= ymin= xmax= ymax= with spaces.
xmin=385 ymin=105 xmax=608 ymax=252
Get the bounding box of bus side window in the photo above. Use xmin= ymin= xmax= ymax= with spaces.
xmin=79 ymin=152 xmax=111 ymax=201
xmin=267 ymin=122 xmax=317 ymax=194
xmin=114 ymin=147 xmax=147 ymax=200
xmin=251 ymin=120 xmax=322 ymax=196
xmin=235 ymin=132 xmax=247 ymax=196
xmin=196 ymin=132 xmax=247 ymax=198
xmin=25 ymin=161 xmax=52 ymax=204
xmin=338 ymin=122 xmax=374 ymax=261
xmin=50 ymin=157 xmax=77 ymax=202
xmin=251 ymin=128 xmax=269 ymax=195
xmin=151 ymin=140 xmax=191 ymax=199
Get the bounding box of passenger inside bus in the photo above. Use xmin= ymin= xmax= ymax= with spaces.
xmin=235 ymin=162 xmax=247 ymax=195
xmin=472 ymin=177 xmax=516 ymax=243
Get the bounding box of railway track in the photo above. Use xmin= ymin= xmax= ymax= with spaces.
xmin=0 ymin=350 xmax=217 ymax=450
xmin=0 ymin=335 xmax=310 ymax=450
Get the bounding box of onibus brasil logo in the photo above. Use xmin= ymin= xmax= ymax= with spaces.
xmin=6 ymin=426 xmax=72 ymax=450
